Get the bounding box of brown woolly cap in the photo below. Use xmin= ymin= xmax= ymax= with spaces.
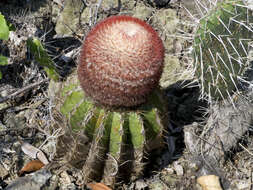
xmin=78 ymin=15 xmax=164 ymax=107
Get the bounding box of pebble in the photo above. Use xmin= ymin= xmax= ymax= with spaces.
xmin=4 ymin=135 xmax=12 ymax=142
xmin=149 ymin=180 xmax=169 ymax=190
xmin=165 ymin=167 xmax=174 ymax=175
xmin=60 ymin=171 xmax=72 ymax=183
xmin=0 ymin=122 xmax=6 ymax=131
xmin=135 ymin=179 xmax=148 ymax=189
xmin=173 ymin=162 xmax=184 ymax=176
xmin=236 ymin=180 xmax=250 ymax=189
xmin=189 ymin=162 xmax=198 ymax=170
xmin=0 ymin=164 xmax=8 ymax=178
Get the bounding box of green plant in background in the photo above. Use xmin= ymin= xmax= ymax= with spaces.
xmin=27 ymin=38 xmax=59 ymax=81
xmin=52 ymin=15 xmax=168 ymax=187
xmin=193 ymin=0 xmax=253 ymax=103
xmin=0 ymin=13 xmax=10 ymax=79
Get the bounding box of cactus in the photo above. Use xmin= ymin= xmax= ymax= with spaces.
xmin=193 ymin=0 xmax=253 ymax=102
xmin=187 ymin=0 xmax=253 ymax=182
xmin=52 ymin=15 xmax=167 ymax=187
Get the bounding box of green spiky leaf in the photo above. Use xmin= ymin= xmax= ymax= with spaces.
xmin=0 ymin=55 xmax=8 ymax=80
xmin=27 ymin=38 xmax=59 ymax=81
xmin=0 ymin=13 xmax=9 ymax=40
xmin=0 ymin=55 xmax=8 ymax=66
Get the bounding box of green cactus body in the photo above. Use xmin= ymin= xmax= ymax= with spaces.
xmin=194 ymin=0 xmax=253 ymax=102
xmin=54 ymin=70 xmax=167 ymax=186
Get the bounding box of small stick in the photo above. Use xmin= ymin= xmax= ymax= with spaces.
xmin=250 ymin=169 xmax=253 ymax=190
xmin=0 ymin=78 xmax=49 ymax=104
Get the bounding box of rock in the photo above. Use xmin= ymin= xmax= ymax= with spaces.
xmin=99 ymin=0 xmax=120 ymax=11
xmin=132 ymin=3 xmax=153 ymax=20
xmin=152 ymin=8 xmax=179 ymax=35
xmin=60 ymin=171 xmax=71 ymax=184
xmin=0 ymin=122 xmax=6 ymax=132
xmin=160 ymin=55 xmax=190 ymax=88
xmin=0 ymin=164 xmax=8 ymax=178
xmin=4 ymin=111 xmax=26 ymax=129
xmin=134 ymin=179 xmax=148 ymax=189
xmin=5 ymin=169 xmax=51 ymax=190
xmin=165 ymin=167 xmax=174 ymax=175
xmin=55 ymin=0 xmax=83 ymax=36
xmin=148 ymin=179 xmax=169 ymax=190
xmin=236 ymin=180 xmax=250 ymax=189
xmin=197 ymin=175 xmax=223 ymax=190
xmin=160 ymin=173 xmax=178 ymax=187
xmin=173 ymin=162 xmax=184 ymax=176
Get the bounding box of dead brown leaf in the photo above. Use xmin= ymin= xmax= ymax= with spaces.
xmin=18 ymin=160 xmax=45 ymax=176
xmin=87 ymin=183 xmax=112 ymax=190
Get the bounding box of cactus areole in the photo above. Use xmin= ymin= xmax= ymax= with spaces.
xmin=78 ymin=15 xmax=165 ymax=107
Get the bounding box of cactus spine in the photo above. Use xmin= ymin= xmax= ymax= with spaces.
xmin=53 ymin=15 xmax=167 ymax=187
xmin=193 ymin=0 xmax=253 ymax=102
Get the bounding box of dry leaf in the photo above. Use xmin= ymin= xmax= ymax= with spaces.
xmin=87 ymin=183 xmax=112 ymax=190
xmin=18 ymin=160 xmax=45 ymax=176
xmin=21 ymin=142 xmax=49 ymax=165
xmin=197 ymin=175 xmax=223 ymax=190
xmin=37 ymin=150 xmax=49 ymax=165
xmin=21 ymin=142 xmax=40 ymax=158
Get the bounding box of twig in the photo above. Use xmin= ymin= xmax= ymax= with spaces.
xmin=239 ymin=143 xmax=253 ymax=156
xmin=251 ymin=168 xmax=253 ymax=190
xmin=0 ymin=78 xmax=49 ymax=104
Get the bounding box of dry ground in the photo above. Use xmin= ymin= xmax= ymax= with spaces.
xmin=0 ymin=0 xmax=253 ymax=189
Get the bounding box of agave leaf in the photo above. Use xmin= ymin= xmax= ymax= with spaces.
xmin=27 ymin=38 xmax=59 ymax=81
xmin=0 ymin=55 xmax=8 ymax=66
xmin=0 ymin=55 xmax=8 ymax=79
xmin=0 ymin=13 xmax=9 ymax=40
